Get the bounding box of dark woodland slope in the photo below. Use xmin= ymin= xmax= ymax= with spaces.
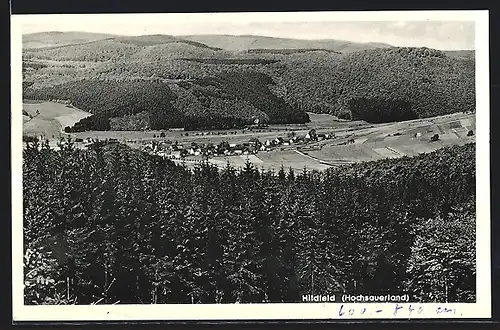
xmin=24 ymin=72 xmax=307 ymax=131
xmin=276 ymin=47 xmax=475 ymax=121
xmin=22 ymin=33 xmax=475 ymax=131
xmin=23 ymin=34 xmax=312 ymax=130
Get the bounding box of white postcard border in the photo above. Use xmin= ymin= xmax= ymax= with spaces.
xmin=11 ymin=10 xmax=491 ymax=321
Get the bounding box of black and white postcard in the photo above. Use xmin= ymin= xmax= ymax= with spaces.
xmin=11 ymin=10 xmax=490 ymax=321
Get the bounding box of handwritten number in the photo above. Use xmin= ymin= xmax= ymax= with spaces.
xmin=394 ymin=304 xmax=403 ymax=316
xmin=408 ymin=304 xmax=415 ymax=317
xmin=332 ymin=304 xmax=456 ymax=318
xmin=436 ymin=307 xmax=456 ymax=314
xmin=338 ymin=304 xmax=345 ymax=317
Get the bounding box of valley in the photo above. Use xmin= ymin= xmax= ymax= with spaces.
xmin=23 ymin=99 xmax=475 ymax=172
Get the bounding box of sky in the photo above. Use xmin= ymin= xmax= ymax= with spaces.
xmin=17 ymin=13 xmax=476 ymax=50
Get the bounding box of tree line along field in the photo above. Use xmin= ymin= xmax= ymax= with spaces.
xmin=23 ymin=140 xmax=475 ymax=304
xmin=22 ymin=33 xmax=475 ymax=132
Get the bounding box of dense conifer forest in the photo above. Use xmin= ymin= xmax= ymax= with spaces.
xmin=23 ymin=141 xmax=475 ymax=304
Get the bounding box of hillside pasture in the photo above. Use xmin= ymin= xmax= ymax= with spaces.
xmin=23 ymin=101 xmax=92 ymax=137
xmin=23 ymin=117 xmax=61 ymax=138
xmin=305 ymin=113 xmax=476 ymax=164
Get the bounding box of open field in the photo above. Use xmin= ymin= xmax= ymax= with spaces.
xmin=24 ymin=105 xmax=475 ymax=171
xmin=307 ymin=113 xmax=475 ymax=164
xmin=22 ymin=101 xmax=92 ymax=138
xmin=305 ymin=112 xmax=365 ymax=128
xmin=157 ymin=112 xmax=476 ymax=171
xmin=251 ymin=150 xmax=331 ymax=172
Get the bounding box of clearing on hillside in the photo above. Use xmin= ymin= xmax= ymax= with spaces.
xmin=306 ymin=112 xmax=367 ymax=129
xmin=22 ymin=101 xmax=92 ymax=138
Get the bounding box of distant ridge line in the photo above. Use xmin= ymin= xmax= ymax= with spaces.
xmin=23 ymin=32 xmax=475 ymax=52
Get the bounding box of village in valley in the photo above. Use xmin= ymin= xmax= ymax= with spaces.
xmin=35 ymin=126 xmax=340 ymax=164
xmin=140 ymin=128 xmax=335 ymax=160
xmin=25 ymin=109 xmax=475 ymax=173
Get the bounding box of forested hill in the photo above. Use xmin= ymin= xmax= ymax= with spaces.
xmin=22 ymin=31 xmax=119 ymax=49
xmin=178 ymin=34 xmax=393 ymax=52
xmin=279 ymin=47 xmax=476 ymax=121
xmin=23 ymin=32 xmax=475 ymax=131
xmin=24 ymin=141 xmax=475 ymax=304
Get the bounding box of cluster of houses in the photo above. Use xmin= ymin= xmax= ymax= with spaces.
xmin=142 ymin=129 xmax=336 ymax=160
xmin=31 ymin=127 xmax=342 ymax=155
xmin=27 ymin=128 xmax=341 ymax=155
xmin=24 ymin=135 xmax=119 ymax=151
xmin=147 ymin=140 xmax=261 ymax=159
